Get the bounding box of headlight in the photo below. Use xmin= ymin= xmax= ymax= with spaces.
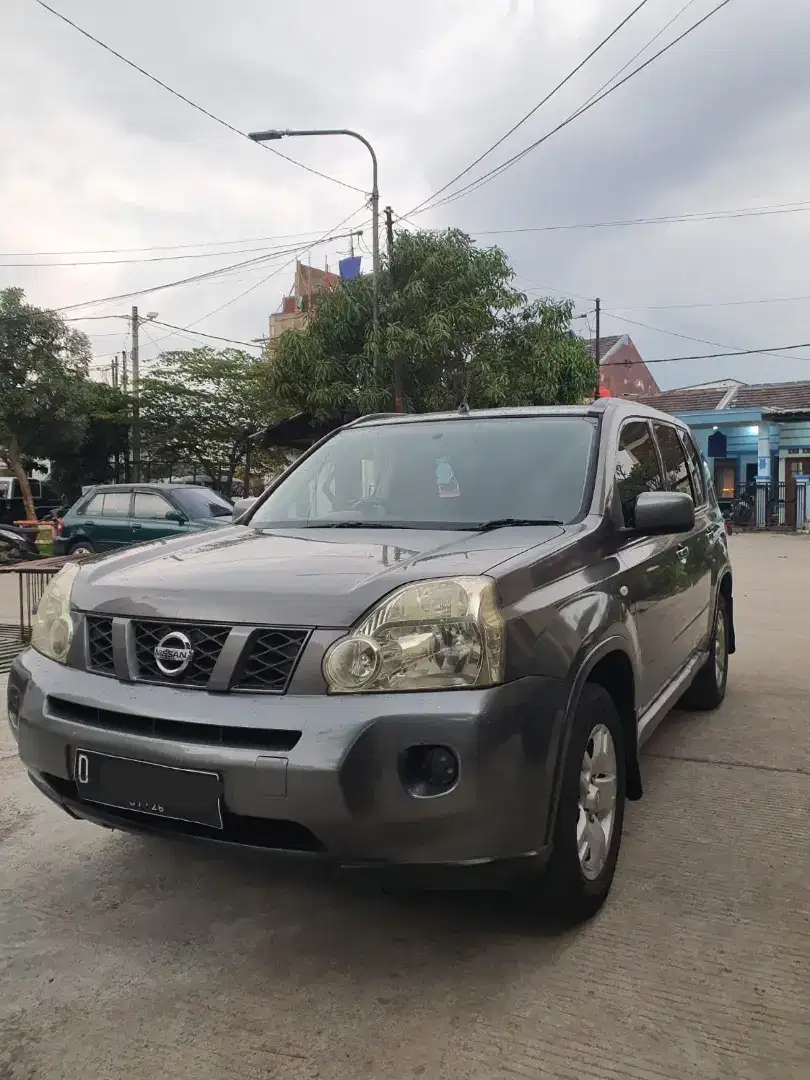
xmin=323 ymin=577 xmax=504 ymax=693
xmin=30 ymin=562 xmax=81 ymax=664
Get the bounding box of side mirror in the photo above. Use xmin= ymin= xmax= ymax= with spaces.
xmin=166 ymin=509 xmax=187 ymax=524
xmin=232 ymin=496 xmax=257 ymax=523
xmin=633 ymin=491 xmax=694 ymax=535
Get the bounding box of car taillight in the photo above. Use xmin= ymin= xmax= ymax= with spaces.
xmin=53 ymin=518 xmax=63 ymax=537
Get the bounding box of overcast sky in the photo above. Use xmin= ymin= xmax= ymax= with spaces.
xmin=3 ymin=0 xmax=810 ymax=390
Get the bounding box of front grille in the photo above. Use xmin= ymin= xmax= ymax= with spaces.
xmin=47 ymin=696 xmax=301 ymax=752
xmin=133 ymin=620 xmax=230 ymax=687
xmin=233 ymin=628 xmax=310 ymax=692
xmin=86 ymin=616 xmax=115 ymax=674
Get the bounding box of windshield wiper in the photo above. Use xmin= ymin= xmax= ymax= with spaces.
xmin=307 ymin=520 xmax=412 ymax=529
xmin=475 ymin=518 xmax=564 ymax=531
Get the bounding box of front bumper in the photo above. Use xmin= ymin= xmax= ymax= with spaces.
xmin=8 ymin=650 xmax=566 ymax=880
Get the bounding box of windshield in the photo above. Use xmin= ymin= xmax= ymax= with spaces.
xmin=172 ymin=487 xmax=233 ymax=519
xmin=250 ymin=416 xmax=596 ymax=529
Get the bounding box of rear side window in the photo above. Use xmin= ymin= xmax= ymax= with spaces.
xmin=653 ymin=423 xmax=694 ymax=500
xmin=102 ymin=492 xmax=131 ymax=517
xmin=28 ymin=480 xmax=42 ymax=499
xmin=615 ymin=421 xmax=663 ymax=527
xmin=678 ymin=430 xmax=706 ymax=506
xmin=82 ymin=493 xmax=104 ymax=515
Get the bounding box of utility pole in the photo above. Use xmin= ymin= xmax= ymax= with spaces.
xmin=130 ymin=306 xmax=141 ymax=481
xmin=385 ymin=206 xmax=403 ymax=412
xmin=120 ymin=350 xmax=128 ymax=393
xmin=594 ymin=296 xmax=601 ymax=399
xmin=111 ymin=353 xmax=118 ymax=388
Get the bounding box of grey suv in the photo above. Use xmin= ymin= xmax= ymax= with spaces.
xmin=7 ymin=400 xmax=733 ymax=922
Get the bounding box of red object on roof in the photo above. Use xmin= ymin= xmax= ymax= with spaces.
xmin=598 ymin=385 xmax=611 ymax=397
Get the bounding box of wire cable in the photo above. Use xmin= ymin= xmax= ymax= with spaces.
xmin=415 ymin=0 xmax=735 ymax=214
xmin=33 ymin=0 xmax=364 ymax=194
xmin=406 ymin=0 xmax=654 ymax=216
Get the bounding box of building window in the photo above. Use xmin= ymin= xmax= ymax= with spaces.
xmin=713 ymin=459 xmax=736 ymax=500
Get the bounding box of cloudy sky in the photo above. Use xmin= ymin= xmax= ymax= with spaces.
xmin=2 ymin=0 xmax=810 ymax=390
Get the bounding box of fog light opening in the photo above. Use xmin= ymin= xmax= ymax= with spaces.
xmin=399 ymin=744 xmax=460 ymax=798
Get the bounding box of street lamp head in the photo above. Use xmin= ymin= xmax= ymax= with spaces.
xmin=248 ymin=129 xmax=285 ymax=142
xmin=145 ymin=311 xmax=158 ymax=321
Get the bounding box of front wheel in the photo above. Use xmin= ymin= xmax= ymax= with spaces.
xmin=518 ymin=684 xmax=626 ymax=923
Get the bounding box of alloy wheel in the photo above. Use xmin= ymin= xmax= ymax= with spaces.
xmin=577 ymin=723 xmax=618 ymax=881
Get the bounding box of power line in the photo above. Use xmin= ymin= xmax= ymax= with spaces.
xmin=33 ymin=0 xmax=364 ymax=194
xmin=0 ymin=241 xmax=337 ymax=268
xmin=407 ymin=0 xmax=654 ymax=216
xmin=627 ymin=342 xmax=810 ymax=364
xmin=148 ymin=320 xmax=262 ymax=349
xmin=416 ymin=0 xmax=736 ymax=214
xmin=468 ymin=201 xmax=810 ymax=235
xmin=54 ymin=228 xmax=359 ymax=313
xmin=608 ymin=292 xmax=810 ymax=311
xmin=603 ymin=310 xmax=810 ymax=365
xmin=0 ymin=228 xmax=346 ymax=258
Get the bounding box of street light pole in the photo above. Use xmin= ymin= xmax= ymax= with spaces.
xmin=248 ymin=127 xmax=380 ymax=362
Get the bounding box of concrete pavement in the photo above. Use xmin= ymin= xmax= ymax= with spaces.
xmin=1 ymin=532 xmax=808 ymax=1079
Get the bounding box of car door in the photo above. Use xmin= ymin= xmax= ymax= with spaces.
xmin=131 ymin=490 xmax=188 ymax=543
xmin=95 ymin=491 xmax=135 ymax=550
xmin=652 ymin=422 xmax=713 ymax=663
xmin=614 ymin=419 xmax=686 ymax=709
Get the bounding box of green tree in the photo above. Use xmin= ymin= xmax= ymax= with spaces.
xmin=0 ymin=286 xmax=91 ymax=519
xmin=268 ymin=228 xmax=596 ymax=418
xmin=49 ymin=380 xmax=130 ymax=500
xmin=138 ymin=347 xmax=276 ymax=494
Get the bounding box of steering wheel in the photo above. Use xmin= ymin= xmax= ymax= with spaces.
xmin=348 ymin=496 xmax=393 ymax=515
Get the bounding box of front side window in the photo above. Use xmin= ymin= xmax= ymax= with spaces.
xmin=172 ymin=487 xmax=233 ymax=519
xmin=615 ymin=421 xmax=663 ymax=527
xmin=250 ymin=417 xmax=598 ymax=529
xmin=133 ymin=492 xmax=174 ymax=520
xmin=101 ymin=492 xmax=131 ymax=517
xmin=653 ymin=423 xmax=694 ymax=500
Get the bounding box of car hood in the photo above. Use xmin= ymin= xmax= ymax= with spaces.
xmin=71 ymin=523 xmax=564 ymax=627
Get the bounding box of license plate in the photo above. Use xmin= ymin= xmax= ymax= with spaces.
xmin=74 ymin=750 xmax=223 ymax=829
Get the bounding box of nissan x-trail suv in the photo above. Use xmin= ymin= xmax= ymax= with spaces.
xmin=8 ymin=400 xmax=733 ymax=922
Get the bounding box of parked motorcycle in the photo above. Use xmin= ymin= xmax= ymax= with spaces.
xmin=0 ymin=524 xmax=40 ymax=565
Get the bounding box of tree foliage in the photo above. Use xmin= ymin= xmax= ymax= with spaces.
xmin=138 ymin=347 xmax=277 ymax=492
xmin=268 ymin=228 xmax=596 ymax=419
xmin=49 ymin=380 xmax=130 ymax=500
xmin=0 ymin=286 xmax=91 ymax=518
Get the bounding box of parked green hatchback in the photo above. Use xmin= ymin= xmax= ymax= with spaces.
xmin=53 ymin=484 xmax=234 ymax=555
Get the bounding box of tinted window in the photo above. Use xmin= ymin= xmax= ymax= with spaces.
xmin=28 ymin=480 xmax=41 ymax=499
xmin=102 ymin=492 xmax=131 ymax=517
xmin=678 ymin=430 xmax=706 ymax=505
xmin=615 ymin=421 xmax=663 ymax=527
xmin=172 ymin=487 xmax=233 ymax=519
xmin=133 ymin=492 xmax=174 ymax=519
xmin=654 ymin=423 xmax=694 ymax=499
xmin=41 ymin=481 xmax=62 ymax=502
xmin=82 ymin=493 xmax=104 ymax=515
xmin=0 ymin=479 xmax=11 ymax=500
xmin=251 ymin=417 xmax=597 ymax=528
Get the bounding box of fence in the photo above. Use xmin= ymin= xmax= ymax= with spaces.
xmin=110 ymin=461 xmax=247 ymax=498
xmin=721 ymin=482 xmax=792 ymax=529
xmin=0 ymin=556 xmax=73 ymax=673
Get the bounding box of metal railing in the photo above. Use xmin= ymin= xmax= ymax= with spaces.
xmin=0 ymin=556 xmax=75 ymax=670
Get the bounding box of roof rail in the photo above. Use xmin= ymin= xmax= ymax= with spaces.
xmin=347 ymin=412 xmax=401 ymax=426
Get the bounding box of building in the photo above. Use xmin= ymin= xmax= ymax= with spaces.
xmin=267 ymin=262 xmax=340 ymax=353
xmin=636 ymin=379 xmax=810 ymax=525
xmin=588 ymin=334 xmax=660 ymax=399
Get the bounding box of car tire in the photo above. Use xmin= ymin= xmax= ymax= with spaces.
xmin=69 ymin=539 xmax=96 ymax=555
xmin=679 ymin=593 xmax=729 ymax=712
xmin=518 ymin=684 xmax=626 ymax=924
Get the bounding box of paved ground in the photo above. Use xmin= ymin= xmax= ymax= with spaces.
xmin=1 ymin=533 xmax=808 ymax=1080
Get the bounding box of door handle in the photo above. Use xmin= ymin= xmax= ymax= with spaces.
xmin=83 ymin=521 xmax=95 ymax=527
xmin=676 ymin=546 xmax=689 ymax=560
xmin=131 ymin=523 xmax=142 ymax=530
